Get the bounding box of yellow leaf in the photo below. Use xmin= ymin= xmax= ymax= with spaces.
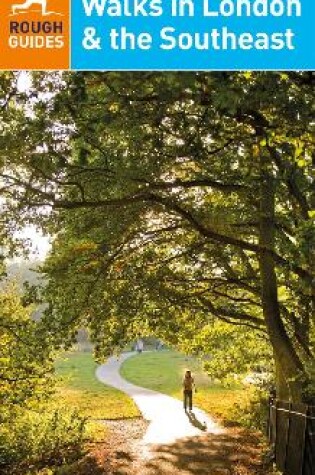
xmin=297 ymin=158 xmax=306 ymax=167
xmin=252 ymin=144 xmax=259 ymax=157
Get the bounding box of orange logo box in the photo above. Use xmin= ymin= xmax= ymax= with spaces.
xmin=0 ymin=0 xmax=70 ymax=69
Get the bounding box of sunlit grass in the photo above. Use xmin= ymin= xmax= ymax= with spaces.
xmin=120 ymin=350 xmax=245 ymax=423
xmin=54 ymin=352 xmax=140 ymax=420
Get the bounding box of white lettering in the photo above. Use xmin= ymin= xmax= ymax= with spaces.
xmin=110 ymin=27 xmax=152 ymax=49
xmin=9 ymin=35 xmax=64 ymax=48
xmin=203 ymin=0 xmax=219 ymax=16
xmin=82 ymin=0 xmax=106 ymax=16
xmin=221 ymin=0 xmax=234 ymax=16
xmin=255 ymin=33 xmax=269 ymax=49
xmin=270 ymin=32 xmax=285 ymax=49
xmin=159 ymin=27 xmax=295 ymax=51
xmin=171 ymin=0 xmax=195 ymax=16
xmin=160 ymin=27 xmax=177 ymax=50
xmin=270 ymin=0 xmax=285 ymax=16
xmin=82 ymin=0 xmax=163 ymax=16
xmin=238 ymin=32 xmax=253 ymax=49
xmin=284 ymin=28 xmax=295 ymax=48
xmin=203 ymin=0 xmax=302 ymax=17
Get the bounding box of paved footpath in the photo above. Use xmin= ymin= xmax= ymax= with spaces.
xmin=96 ymin=352 xmax=224 ymax=449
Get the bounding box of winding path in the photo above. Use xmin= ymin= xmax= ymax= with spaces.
xmin=96 ymin=352 xmax=224 ymax=448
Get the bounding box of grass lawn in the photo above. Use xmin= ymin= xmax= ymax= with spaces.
xmin=55 ymin=351 xmax=140 ymax=420
xmin=120 ymin=350 xmax=246 ymax=423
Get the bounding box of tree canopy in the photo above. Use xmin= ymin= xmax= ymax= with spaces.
xmin=0 ymin=71 xmax=314 ymax=402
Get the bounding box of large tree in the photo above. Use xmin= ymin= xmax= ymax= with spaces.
xmin=0 ymin=72 xmax=314 ymax=401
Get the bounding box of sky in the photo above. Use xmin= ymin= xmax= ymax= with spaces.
xmin=17 ymin=71 xmax=32 ymax=92
xmin=23 ymin=226 xmax=51 ymax=259
xmin=13 ymin=73 xmax=51 ymax=261
xmin=15 ymin=226 xmax=51 ymax=261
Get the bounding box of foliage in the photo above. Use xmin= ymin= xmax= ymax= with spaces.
xmin=0 ymin=407 xmax=86 ymax=473
xmin=304 ymin=359 xmax=315 ymax=404
xmin=0 ymin=285 xmax=94 ymax=473
xmin=177 ymin=321 xmax=273 ymax=385
xmin=0 ymin=72 xmax=314 ymax=401
xmin=0 ymin=284 xmax=53 ymax=421
xmin=229 ymin=387 xmax=269 ymax=432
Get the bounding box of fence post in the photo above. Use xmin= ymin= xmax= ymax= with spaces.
xmin=269 ymin=390 xmax=276 ymax=434
xmin=302 ymin=405 xmax=315 ymax=475
xmin=284 ymin=401 xmax=292 ymax=474
xmin=267 ymin=389 xmax=276 ymax=461
xmin=269 ymin=400 xmax=314 ymax=475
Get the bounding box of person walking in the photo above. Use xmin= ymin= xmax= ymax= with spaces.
xmin=183 ymin=370 xmax=196 ymax=412
xmin=135 ymin=338 xmax=144 ymax=353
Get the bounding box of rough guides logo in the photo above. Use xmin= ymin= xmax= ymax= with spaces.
xmin=0 ymin=0 xmax=70 ymax=69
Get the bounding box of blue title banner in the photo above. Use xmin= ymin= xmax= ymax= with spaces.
xmin=71 ymin=0 xmax=315 ymax=70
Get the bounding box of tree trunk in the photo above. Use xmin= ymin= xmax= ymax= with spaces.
xmin=275 ymin=357 xmax=290 ymax=400
xmin=259 ymin=154 xmax=305 ymax=402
